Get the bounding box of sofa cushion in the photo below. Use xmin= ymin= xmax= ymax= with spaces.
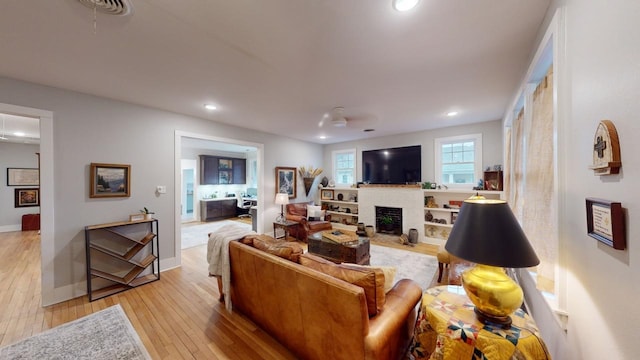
xmin=299 ymin=253 xmax=385 ymax=316
xmin=248 ymin=234 xmax=304 ymax=262
xmin=342 ymin=264 xmax=397 ymax=293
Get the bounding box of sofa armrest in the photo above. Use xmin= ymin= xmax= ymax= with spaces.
xmin=286 ymin=214 xmax=306 ymax=223
xmin=365 ymin=279 xmax=422 ymax=360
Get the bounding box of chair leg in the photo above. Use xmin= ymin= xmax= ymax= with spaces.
xmin=437 ymin=262 xmax=444 ymax=283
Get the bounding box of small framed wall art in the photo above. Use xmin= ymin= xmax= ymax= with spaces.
xmin=275 ymin=166 xmax=296 ymax=198
xmin=7 ymin=168 xmax=39 ymax=186
xmin=585 ymin=198 xmax=625 ymax=250
xmin=15 ymin=188 xmax=40 ymax=208
xmin=90 ymin=163 xmax=131 ymax=198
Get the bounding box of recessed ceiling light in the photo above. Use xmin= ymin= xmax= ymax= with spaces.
xmin=393 ymin=0 xmax=419 ymax=12
xmin=14 ymin=132 xmax=25 ymax=137
xmin=447 ymin=111 xmax=458 ymax=117
xmin=318 ymin=135 xmax=327 ymax=140
xmin=204 ymin=104 xmax=217 ymax=110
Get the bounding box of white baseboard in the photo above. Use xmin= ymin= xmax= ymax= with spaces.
xmin=0 ymin=224 xmax=21 ymax=233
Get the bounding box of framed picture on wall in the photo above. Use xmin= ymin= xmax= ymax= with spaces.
xmin=89 ymin=163 xmax=131 ymax=198
xmin=7 ymin=168 xmax=39 ymax=186
xmin=275 ymin=167 xmax=296 ymax=198
xmin=15 ymin=188 xmax=39 ymax=207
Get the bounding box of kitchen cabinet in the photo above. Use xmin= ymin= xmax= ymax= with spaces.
xmin=200 ymin=155 xmax=246 ymax=185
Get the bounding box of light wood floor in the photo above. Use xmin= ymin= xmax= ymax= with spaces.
xmin=0 ymin=230 xmax=296 ymax=359
xmin=0 ymin=228 xmax=440 ymax=359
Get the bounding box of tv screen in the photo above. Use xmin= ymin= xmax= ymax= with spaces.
xmin=362 ymin=145 xmax=422 ymax=184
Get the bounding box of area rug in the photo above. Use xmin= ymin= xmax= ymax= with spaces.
xmin=182 ymin=220 xmax=251 ymax=249
xmin=0 ymin=304 xmax=151 ymax=360
xmin=369 ymin=244 xmax=437 ymax=290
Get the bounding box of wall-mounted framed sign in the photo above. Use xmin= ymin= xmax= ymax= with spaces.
xmin=585 ymin=197 xmax=625 ymax=250
xmin=7 ymin=168 xmax=39 ymax=186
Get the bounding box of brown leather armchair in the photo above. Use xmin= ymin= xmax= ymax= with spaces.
xmin=285 ymin=202 xmax=332 ymax=241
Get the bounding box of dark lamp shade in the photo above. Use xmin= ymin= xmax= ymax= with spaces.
xmin=445 ymin=199 xmax=540 ymax=268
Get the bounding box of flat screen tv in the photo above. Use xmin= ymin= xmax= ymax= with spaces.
xmin=362 ymin=145 xmax=421 ymax=184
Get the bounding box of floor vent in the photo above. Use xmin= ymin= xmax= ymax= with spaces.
xmin=77 ymin=0 xmax=133 ymax=16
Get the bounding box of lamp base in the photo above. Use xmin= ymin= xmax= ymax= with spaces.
xmin=474 ymin=307 xmax=513 ymax=329
xmin=461 ymin=264 xmax=524 ymax=330
xmin=275 ymin=214 xmax=285 ymax=223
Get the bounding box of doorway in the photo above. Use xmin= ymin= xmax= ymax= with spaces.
xmin=174 ymin=131 xmax=264 ymax=268
xmin=181 ymin=159 xmax=196 ymax=223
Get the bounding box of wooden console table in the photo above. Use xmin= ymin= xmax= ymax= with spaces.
xmin=411 ymin=286 xmax=550 ymax=359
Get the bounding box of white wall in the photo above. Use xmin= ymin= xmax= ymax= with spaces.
xmin=0 ymin=76 xmax=323 ymax=305
xmin=0 ymin=142 xmax=40 ymax=231
xmin=322 ymin=120 xmax=503 ymax=184
xmin=517 ymin=1 xmax=640 ymax=359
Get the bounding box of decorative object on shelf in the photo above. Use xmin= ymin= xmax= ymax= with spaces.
xmin=328 ymin=179 xmax=335 ymax=187
xmin=473 ymin=178 xmax=484 ymax=190
xmin=425 ymin=196 xmax=438 ymax=208
xmin=321 ymin=176 xmax=329 ymax=187
xmin=425 ymin=210 xmax=433 ymax=222
xmin=139 ymin=207 xmax=154 ymax=220
xmin=89 ymin=163 xmax=131 ymax=198
xmin=337 ymin=193 xmax=344 ymax=201
xmin=14 ymin=188 xmax=39 ymax=208
xmin=365 ymin=225 xmax=375 ymax=237
xmin=451 ymin=212 xmax=458 ymax=224
xmin=129 ymin=213 xmax=145 ymax=221
xmin=422 ymin=181 xmax=432 ymax=189
xmin=274 ymin=193 xmax=289 ymax=223
xmin=275 ymin=167 xmax=297 ymax=198
xmin=6 ymin=167 xmax=39 ymax=186
xmin=445 ymin=198 xmax=539 ymax=328
xmin=590 ymin=120 xmax=622 ymax=175
xmin=585 ymin=197 xmax=625 ymax=250
xmin=349 ymin=193 xmax=357 ymax=202
xmin=321 ymin=189 xmax=334 ymax=200
xmin=298 ymin=166 xmax=323 ymax=196
xmin=483 ymin=170 xmax=503 ymax=191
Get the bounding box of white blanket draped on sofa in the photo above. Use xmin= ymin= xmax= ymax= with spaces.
xmin=207 ymin=223 xmax=256 ymax=312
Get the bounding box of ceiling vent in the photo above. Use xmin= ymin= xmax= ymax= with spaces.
xmin=78 ymin=0 xmax=133 ymax=16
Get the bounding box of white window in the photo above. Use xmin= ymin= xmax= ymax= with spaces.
xmin=332 ymin=149 xmax=356 ymax=186
xmin=434 ymin=134 xmax=482 ymax=188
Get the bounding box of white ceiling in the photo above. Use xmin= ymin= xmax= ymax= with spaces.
xmin=0 ymin=0 xmax=550 ymax=144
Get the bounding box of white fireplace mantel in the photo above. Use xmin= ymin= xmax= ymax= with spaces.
xmin=358 ymin=187 xmax=424 ymax=240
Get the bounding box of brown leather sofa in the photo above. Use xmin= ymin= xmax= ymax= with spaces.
xmin=285 ymin=202 xmax=332 ymax=241
xmin=228 ymin=239 xmax=423 ymax=360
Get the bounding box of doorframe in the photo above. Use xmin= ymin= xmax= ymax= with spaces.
xmin=0 ymin=102 xmax=55 ymax=306
xmin=173 ymin=131 xmax=264 ymax=268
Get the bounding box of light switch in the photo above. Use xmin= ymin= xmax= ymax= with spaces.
xmin=156 ymin=185 xmax=167 ymax=194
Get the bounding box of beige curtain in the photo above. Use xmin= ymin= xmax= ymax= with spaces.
xmin=523 ymin=67 xmax=555 ymax=291
xmin=510 ymin=109 xmax=525 ymax=221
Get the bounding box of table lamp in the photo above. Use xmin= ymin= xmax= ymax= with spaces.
xmin=445 ymin=198 xmax=539 ymax=328
xmin=274 ymin=193 xmax=289 ymax=223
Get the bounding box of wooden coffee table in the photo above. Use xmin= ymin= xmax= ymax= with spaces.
xmin=307 ymin=232 xmax=370 ymax=265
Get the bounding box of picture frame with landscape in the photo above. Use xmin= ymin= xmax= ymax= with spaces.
xmin=275 ymin=167 xmax=296 ymax=198
xmin=90 ymin=163 xmax=131 ymax=198
xmin=15 ymin=188 xmax=39 ymax=208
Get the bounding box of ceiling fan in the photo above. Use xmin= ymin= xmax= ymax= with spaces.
xmin=318 ymin=107 xmax=378 ymax=130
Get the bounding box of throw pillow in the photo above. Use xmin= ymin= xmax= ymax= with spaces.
xmin=251 ymin=235 xmax=304 ymax=262
xmin=306 ymin=205 xmax=323 ymax=220
xmin=342 ymin=264 xmax=397 ymax=293
xmin=299 ymin=253 xmax=385 ymax=316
